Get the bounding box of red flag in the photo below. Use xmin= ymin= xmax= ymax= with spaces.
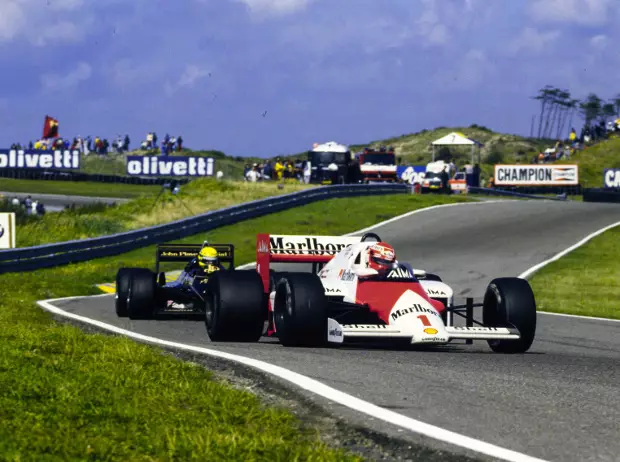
xmin=43 ymin=115 xmax=59 ymax=139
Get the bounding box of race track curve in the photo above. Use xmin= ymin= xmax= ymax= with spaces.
xmin=47 ymin=200 xmax=620 ymax=462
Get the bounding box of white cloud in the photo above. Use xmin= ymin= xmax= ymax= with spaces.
xmin=165 ymin=64 xmax=212 ymax=95
xmin=507 ymin=27 xmax=561 ymax=54
xmin=0 ymin=1 xmax=27 ymax=41
xmin=590 ymin=34 xmax=607 ymax=49
xmin=415 ymin=0 xmax=451 ymax=46
xmin=41 ymin=62 xmax=92 ymax=91
xmin=0 ymin=0 xmax=87 ymax=44
xmin=528 ymin=0 xmax=618 ymax=25
xmin=31 ymin=20 xmax=84 ymax=46
xmin=436 ymin=49 xmax=495 ymax=90
xmin=236 ymin=0 xmax=314 ymax=16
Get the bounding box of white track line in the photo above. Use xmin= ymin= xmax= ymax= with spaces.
xmin=518 ymin=220 xmax=620 ymax=322
xmin=37 ymin=296 xmax=547 ymax=462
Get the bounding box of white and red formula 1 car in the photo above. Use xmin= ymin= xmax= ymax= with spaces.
xmin=203 ymin=233 xmax=537 ymax=353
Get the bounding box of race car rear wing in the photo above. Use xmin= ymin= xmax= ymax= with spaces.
xmin=256 ymin=233 xmax=361 ymax=292
xmin=155 ymin=243 xmax=235 ymax=273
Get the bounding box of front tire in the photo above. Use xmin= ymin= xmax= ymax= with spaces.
xmin=482 ymin=278 xmax=536 ymax=353
xmin=127 ymin=269 xmax=157 ymax=320
xmin=274 ymin=273 xmax=327 ymax=347
xmin=204 ymin=271 xmax=265 ymax=342
xmin=115 ymin=268 xmax=134 ymax=317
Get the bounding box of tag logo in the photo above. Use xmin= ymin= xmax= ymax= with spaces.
xmin=388 ymin=267 xmax=411 ymax=278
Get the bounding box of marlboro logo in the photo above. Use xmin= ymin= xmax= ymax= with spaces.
xmin=269 ymin=236 xmax=352 ymax=255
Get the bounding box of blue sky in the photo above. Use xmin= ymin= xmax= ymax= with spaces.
xmin=0 ymin=0 xmax=618 ymax=157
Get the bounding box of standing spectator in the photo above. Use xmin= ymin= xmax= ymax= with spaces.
xmin=473 ymin=164 xmax=481 ymax=187
xmin=177 ymin=136 xmax=183 ymax=151
xmin=153 ymin=132 xmax=158 ymax=149
xmin=123 ymin=134 xmax=130 ymax=152
xmin=262 ymin=160 xmax=273 ymax=179
xmin=274 ymin=157 xmax=284 ymax=180
xmin=246 ymin=164 xmax=260 ymax=182
xmin=24 ymin=196 xmax=32 ymax=215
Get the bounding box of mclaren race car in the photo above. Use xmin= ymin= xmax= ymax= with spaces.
xmin=115 ymin=242 xmax=237 ymax=319
xmin=199 ymin=233 xmax=537 ymax=353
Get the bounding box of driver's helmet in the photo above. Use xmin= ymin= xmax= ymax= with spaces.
xmin=367 ymin=242 xmax=396 ymax=273
xmin=198 ymin=246 xmax=220 ymax=272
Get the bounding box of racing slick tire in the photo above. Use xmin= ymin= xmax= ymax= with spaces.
xmin=274 ymin=273 xmax=328 ymax=347
xmin=126 ymin=269 xmax=157 ymax=320
xmin=204 ymin=271 xmax=265 ymax=342
xmin=482 ymin=277 xmax=536 ymax=353
xmin=116 ymin=268 xmax=151 ymax=317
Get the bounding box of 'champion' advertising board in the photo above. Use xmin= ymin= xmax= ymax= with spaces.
xmin=126 ymin=156 xmax=214 ymax=177
xmin=603 ymin=169 xmax=620 ymax=188
xmin=397 ymin=165 xmax=426 ymax=184
xmin=0 ymin=149 xmax=80 ymax=169
xmin=494 ymin=164 xmax=579 ymax=186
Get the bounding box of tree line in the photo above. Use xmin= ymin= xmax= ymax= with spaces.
xmin=532 ymin=85 xmax=620 ymax=139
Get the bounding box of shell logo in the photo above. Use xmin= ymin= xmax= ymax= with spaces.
xmin=424 ymin=328 xmax=438 ymax=335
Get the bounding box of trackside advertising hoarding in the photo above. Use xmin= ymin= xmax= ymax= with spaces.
xmin=0 ymin=213 xmax=16 ymax=249
xmin=603 ymin=169 xmax=620 ymax=188
xmin=397 ymin=165 xmax=426 ymax=184
xmin=126 ymin=156 xmax=214 ymax=177
xmin=0 ymin=149 xmax=80 ymax=169
xmin=494 ymin=164 xmax=579 ymax=186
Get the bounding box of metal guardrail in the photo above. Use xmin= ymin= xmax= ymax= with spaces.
xmin=469 ymin=186 xmax=568 ymax=201
xmin=0 ymin=183 xmax=408 ymax=274
xmin=583 ymin=188 xmax=620 ymax=203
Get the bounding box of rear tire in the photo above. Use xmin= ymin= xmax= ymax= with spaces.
xmin=274 ymin=273 xmax=327 ymax=347
xmin=482 ymin=278 xmax=537 ymax=353
xmin=127 ymin=269 xmax=157 ymax=320
xmin=204 ymin=271 xmax=265 ymax=342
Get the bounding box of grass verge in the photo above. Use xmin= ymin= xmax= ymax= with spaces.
xmin=528 ymin=225 xmax=620 ymax=319
xmin=0 ymin=193 xmax=470 ymax=461
xmin=0 ymin=178 xmax=161 ymax=199
xmin=9 ymin=179 xmax=312 ymax=247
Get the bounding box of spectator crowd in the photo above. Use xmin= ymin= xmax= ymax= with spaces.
xmin=243 ymin=157 xmax=311 ymax=183
xmin=9 ymin=132 xmax=185 ymax=156
xmin=533 ymin=119 xmax=620 ymax=164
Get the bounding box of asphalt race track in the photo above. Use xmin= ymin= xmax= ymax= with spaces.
xmin=47 ymin=200 xmax=620 ymax=462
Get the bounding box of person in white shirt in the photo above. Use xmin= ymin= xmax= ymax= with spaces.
xmin=246 ymin=165 xmax=260 ymax=182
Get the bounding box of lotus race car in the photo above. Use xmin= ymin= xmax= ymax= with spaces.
xmin=115 ymin=242 xmax=236 ymax=319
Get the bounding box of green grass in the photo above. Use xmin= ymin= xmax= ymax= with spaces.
xmin=9 ymin=179 xmax=313 ymax=247
xmin=0 ymin=178 xmax=161 ymax=198
xmin=0 ymin=193 xmax=469 ymax=461
xmin=529 ymin=225 xmax=620 ymax=319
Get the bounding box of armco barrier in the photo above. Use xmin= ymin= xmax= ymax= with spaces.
xmin=468 ymin=186 xmax=567 ymax=201
xmin=0 ymin=183 xmax=407 ymax=274
xmin=583 ymin=188 xmax=620 ymax=203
